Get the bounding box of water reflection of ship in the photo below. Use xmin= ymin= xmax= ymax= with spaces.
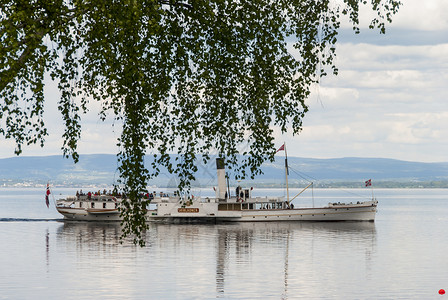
xmin=55 ymin=221 xmax=376 ymax=298
xmin=56 ymin=221 xmax=123 ymax=249
xmin=214 ymin=222 xmax=377 ymax=299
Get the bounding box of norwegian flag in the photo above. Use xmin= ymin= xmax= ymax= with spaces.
xmin=365 ymin=179 xmax=372 ymax=187
xmin=276 ymin=144 xmax=285 ymax=153
xmin=45 ymin=183 xmax=51 ymax=208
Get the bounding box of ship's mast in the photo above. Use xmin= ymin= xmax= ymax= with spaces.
xmin=284 ymin=143 xmax=289 ymax=203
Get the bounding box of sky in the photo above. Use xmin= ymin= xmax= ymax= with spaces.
xmin=1 ymin=0 xmax=447 ymax=163
xmin=282 ymin=0 xmax=448 ymax=162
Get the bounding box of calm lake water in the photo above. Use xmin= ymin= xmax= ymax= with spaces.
xmin=1 ymin=188 xmax=448 ymax=299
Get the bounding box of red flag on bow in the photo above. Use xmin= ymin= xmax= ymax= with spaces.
xmin=365 ymin=179 xmax=372 ymax=187
xmin=45 ymin=183 xmax=51 ymax=208
xmin=276 ymin=144 xmax=285 ymax=153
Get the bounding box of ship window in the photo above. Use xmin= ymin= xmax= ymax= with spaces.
xmin=79 ymin=202 xmax=82 ymax=208
xmin=91 ymin=202 xmax=94 ymax=208
xmin=103 ymin=203 xmax=106 ymax=208
xmin=218 ymin=204 xmax=242 ymax=211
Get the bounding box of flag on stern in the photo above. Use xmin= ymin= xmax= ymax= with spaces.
xmin=365 ymin=179 xmax=372 ymax=187
xmin=45 ymin=183 xmax=50 ymax=208
xmin=276 ymin=144 xmax=285 ymax=153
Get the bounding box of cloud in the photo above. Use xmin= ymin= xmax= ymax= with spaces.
xmin=289 ymin=27 xmax=448 ymax=162
xmin=343 ymin=43 xmax=447 ymax=69
xmin=384 ymin=112 xmax=448 ymax=144
xmin=348 ymin=0 xmax=448 ymax=31
xmin=390 ymin=1 xmax=448 ymax=31
xmin=306 ymin=86 xmax=360 ymax=112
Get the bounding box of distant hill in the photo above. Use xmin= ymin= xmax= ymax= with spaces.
xmin=0 ymin=154 xmax=447 ymax=188
xmin=257 ymin=157 xmax=448 ymax=188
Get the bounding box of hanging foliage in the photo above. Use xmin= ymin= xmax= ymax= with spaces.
xmin=0 ymin=0 xmax=400 ymax=245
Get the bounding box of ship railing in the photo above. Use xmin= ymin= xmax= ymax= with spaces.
xmin=75 ymin=195 xmax=119 ymax=202
xmin=246 ymin=196 xmax=285 ymax=203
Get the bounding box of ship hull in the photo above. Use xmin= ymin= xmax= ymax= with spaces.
xmin=56 ymin=207 xmax=122 ymax=221
xmin=57 ymin=203 xmax=376 ymax=222
xmin=235 ymin=205 xmax=376 ymax=222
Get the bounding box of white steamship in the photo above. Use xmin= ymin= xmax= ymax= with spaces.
xmin=56 ymin=155 xmax=377 ymax=222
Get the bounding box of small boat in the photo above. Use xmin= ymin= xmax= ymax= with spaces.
xmin=56 ymin=153 xmax=377 ymax=222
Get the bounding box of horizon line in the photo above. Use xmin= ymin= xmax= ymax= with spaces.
xmin=0 ymin=153 xmax=447 ymax=164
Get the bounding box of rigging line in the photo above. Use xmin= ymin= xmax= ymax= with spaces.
xmin=288 ymin=166 xmax=371 ymax=200
xmin=331 ymin=188 xmax=372 ymax=200
xmin=288 ymin=167 xmax=317 ymax=183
